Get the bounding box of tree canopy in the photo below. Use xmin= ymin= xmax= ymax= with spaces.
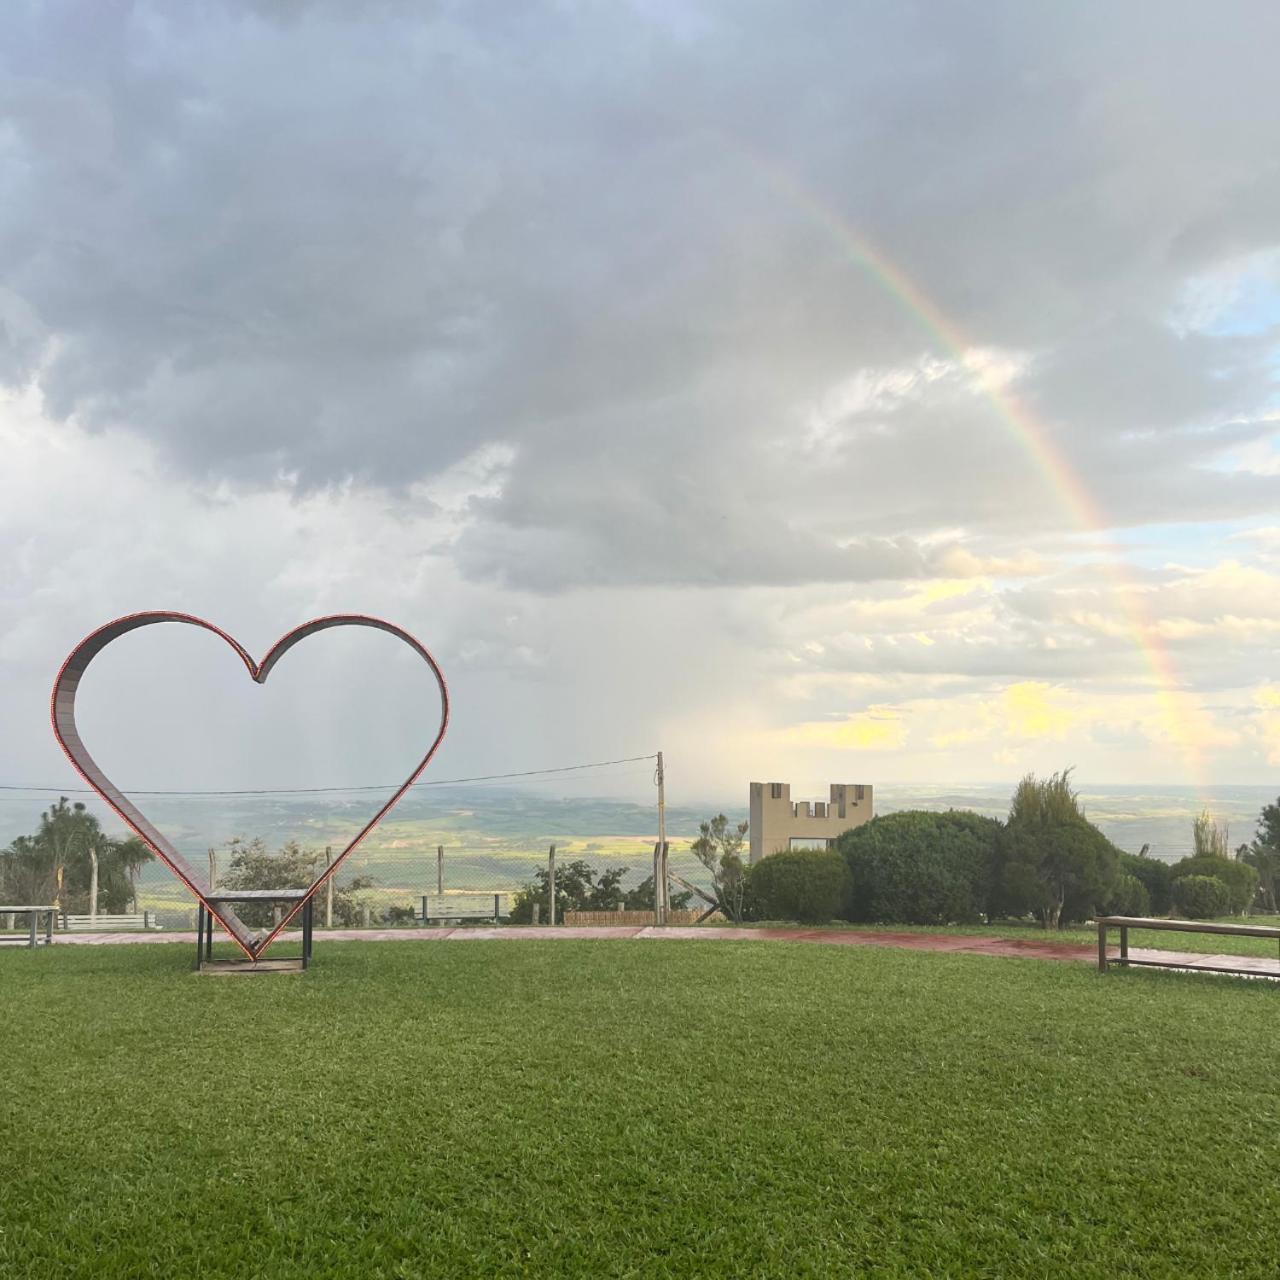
xmin=992 ymin=769 xmax=1120 ymax=929
xmin=0 ymin=798 xmax=152 ymax=914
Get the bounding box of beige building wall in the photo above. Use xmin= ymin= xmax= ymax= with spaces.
xmin=748 ymin=782 xmax=874 ymax=863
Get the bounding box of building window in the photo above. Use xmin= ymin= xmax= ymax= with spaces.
xmin=789 ymin=837 xmax=830 ymax=850
xmin=770 ymin=783 xmax=783 ymax=799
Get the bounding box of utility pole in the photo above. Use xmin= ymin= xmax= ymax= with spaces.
xmin=548 ymin=844 xmax=557 ymax=926
xmin=207 ymin=848 xmax=218 ymax=893
xmin=656 ymin=751 xmax=668 ymax=924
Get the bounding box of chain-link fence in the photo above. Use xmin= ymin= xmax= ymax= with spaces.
xmin=2 ymin=771 xmax=720 ymax=934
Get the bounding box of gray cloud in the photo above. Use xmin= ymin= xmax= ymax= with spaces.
xmin=4 ymin=2 xmax=1280 ymax=793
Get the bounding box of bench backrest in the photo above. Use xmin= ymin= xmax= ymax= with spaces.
xmin=62 ymin=912 xmax=155 ymax=931
xmin=419 ymin=894 xmax=508 ymax=918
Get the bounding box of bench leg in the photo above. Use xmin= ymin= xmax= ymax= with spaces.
xmin=302 ymin=899 xmax=313 ymax=970
xmin=206 ymin=908 xmax=213 ymax=960
xmin=1097 ymin=921 xmax=1107 ymax=973
xmin=45 ymin=909 xmax=53 ymax=946
xmin=28 ymin=912 xmax=37 ymax=950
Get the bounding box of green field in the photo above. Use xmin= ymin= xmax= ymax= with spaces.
xmin=3 ymin=940 xmax=1280 ymax=1277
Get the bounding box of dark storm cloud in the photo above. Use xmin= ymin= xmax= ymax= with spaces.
xmin=2 ymin=0 xmax=1279 ymax=590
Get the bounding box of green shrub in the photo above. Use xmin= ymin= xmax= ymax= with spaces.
xmin=837 ymin=810 xmax=1001 ymax=925
xmin=1119 ymin=850 xmax=1173 ymax=915
xmin=1106 ymin=873 xmax=1150 ymax=917
xmin=746 ymin=848 xmax=852 ymax=924
xmin=1172 ymin=874 xmax=1229 ymax=920
xmin=1170 ymin=855 xmax=1258 ymax=916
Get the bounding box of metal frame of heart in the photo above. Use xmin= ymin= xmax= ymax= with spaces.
xmin=50 ymin=611 xmax=450 ymax=961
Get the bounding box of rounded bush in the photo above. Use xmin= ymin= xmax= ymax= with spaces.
xmin=837 ymin=810 xmax=1000 ymax=925
xmin=1107 ymin=872 xmax=1150 ymax=917
xmin=1172 ymin=874 xmax=1230 ymax=920
xmin=746 ymin=848 xmax=851 ymax=923
xmin=1120 ymin=852 xmax=1173 ymax=915
xmin=1171 ymin=855 xmax=1258 ymax=915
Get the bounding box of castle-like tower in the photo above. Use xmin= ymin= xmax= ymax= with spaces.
xmin=748 ymin=782 xmax=874 ymax=864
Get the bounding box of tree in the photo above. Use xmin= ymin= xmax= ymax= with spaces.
xmin=621 ymin=875 xmax=693 ymax=913
xmin=0 ymin=798 xmax=153 ymax=914
xmin=690 ymin=814 xmax=750 ymax=923
xmin=1242 ymin=797 xmax=1280 ymax=912
xmin=507 ymin=859 xmax=637 ymax=924
xmin=217 ymin=837 xmax=372 ymax=927
xmin=1192 ymin=809 xmax=1230 ymax=859
xmin=992 ymin=769 xmax=1120 ymax=929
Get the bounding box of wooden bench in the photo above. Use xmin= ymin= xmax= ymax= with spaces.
xmin=1096 ymin=915 xmax=1280 ymax=978
xmin=418 ymin=894 xmax=507 ymax=925
xmin=199 ymin=890 xmax=313 ymax=971
xmin=61 ymin=911 xmax=160 ymax=932
xmin=0 ymin=906 xmax=56 ymax=949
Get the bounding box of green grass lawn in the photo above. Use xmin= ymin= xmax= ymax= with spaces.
xmin=3 ymin=941 xmax=1280 ymax=1278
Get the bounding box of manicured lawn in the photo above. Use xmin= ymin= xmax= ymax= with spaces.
xmin=3 ymin=941 xmax=1280 ymax=1277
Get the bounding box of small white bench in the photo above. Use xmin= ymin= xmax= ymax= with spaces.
xmin=61 ymin=911 xmax=161 ymax=932
xmin=418 ymin=894 xmax=507 ymax=924
xmin=1 ymin=906 xmax=56 ymax=948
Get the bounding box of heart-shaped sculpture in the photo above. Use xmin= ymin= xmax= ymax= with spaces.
xmin=50 ymin=612 xmax=449 ymax=961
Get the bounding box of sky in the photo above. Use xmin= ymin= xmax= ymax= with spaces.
xmin=3 ymin=0 xmax=1280 ymax=813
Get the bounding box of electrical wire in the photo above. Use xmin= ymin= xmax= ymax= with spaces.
xmin=0 ymin=753 xmax=658 ymax=799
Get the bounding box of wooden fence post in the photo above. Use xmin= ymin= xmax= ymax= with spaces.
xmin=548 ymin=844 xmax=556 ymax=926
xmin=325 ymin=845 xmax=334 ymax=928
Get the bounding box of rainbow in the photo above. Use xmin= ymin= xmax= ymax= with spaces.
xmin=742 ymin=153 xmax=1211 ymax=793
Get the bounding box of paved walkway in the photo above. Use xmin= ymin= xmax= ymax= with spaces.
xmin=32 ymin=923 xmax=1272 ymax=973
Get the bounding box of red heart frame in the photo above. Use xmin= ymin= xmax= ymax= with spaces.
xmin=50 ymin=612 xmax=449 ymax=961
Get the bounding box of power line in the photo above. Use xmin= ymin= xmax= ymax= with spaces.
xmin=0 ymin=753 xmax=658 ymax=799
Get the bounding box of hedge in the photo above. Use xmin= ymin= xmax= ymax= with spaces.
xmin=1170 ymin=855 xmax=1258 ymax=916
xmin=837 ymin=810 xmax=1000 ymax=925
xmin=1172 ymin=874 xmax=1229 ymax=920
xmin=1119 ymin=851 xmax=1173 ymax=915
xmin=746 ymin=848 xmax=851 ymax=924
xmin=1106 ymin=872 xmax=1150 ymax=917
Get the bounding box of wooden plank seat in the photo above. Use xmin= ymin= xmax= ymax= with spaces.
xmin=61 ymin=911 xmax=160 ymax=932
xmin=0 ymin=906 xmax=57 ymax=948
xmin=197 ymin=890 xmax=314 ymax=971
xmin=1096 ymin=915 xmax=1280 ymax=979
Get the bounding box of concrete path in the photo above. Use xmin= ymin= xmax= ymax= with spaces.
xmin=19 ymin=922 xmax=1250 ymax=971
